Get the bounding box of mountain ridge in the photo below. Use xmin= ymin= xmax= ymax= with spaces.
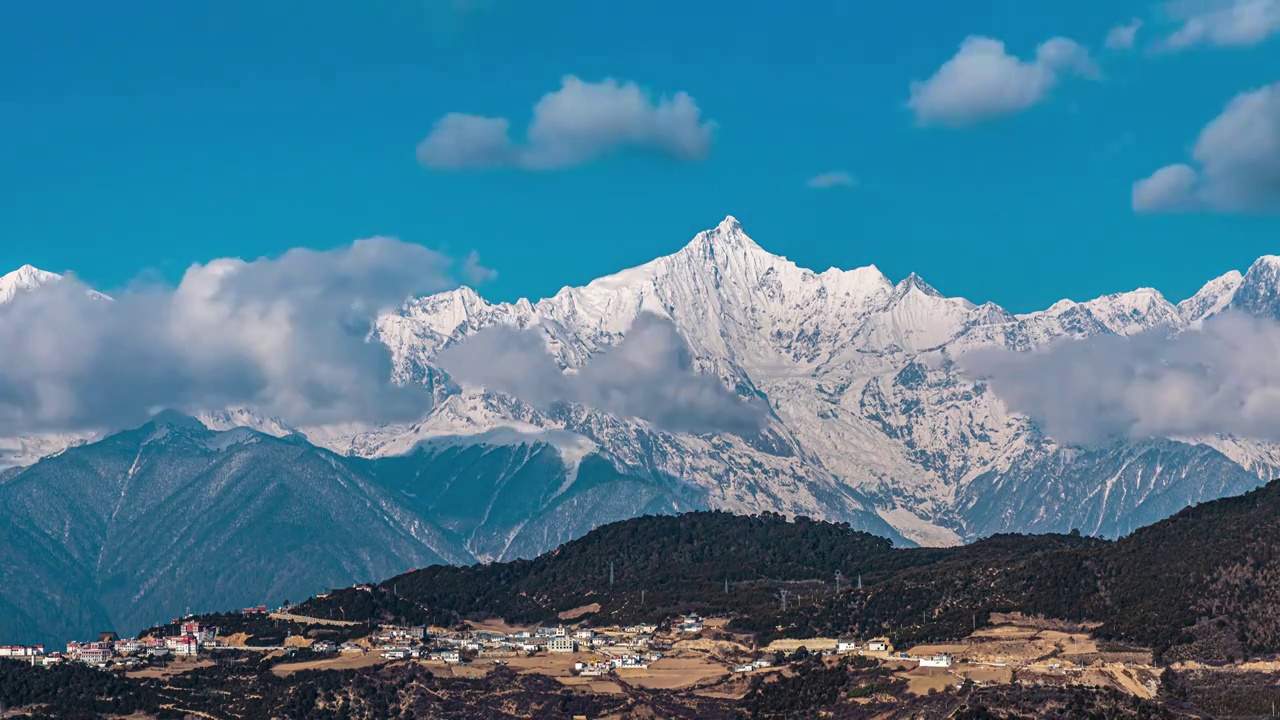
xmin=5 ymin=218 xmax=1280 ymax=547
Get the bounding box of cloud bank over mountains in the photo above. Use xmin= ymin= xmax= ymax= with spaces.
xmin=0 ymin=251 xmax=763 ymax=438
xmin=963 ymin=312 xmax=1280 ymax=445
xmin=437 ymin=312 xmax=768 ymax=435
xmin=0 ymin=239 xmax=464 ymax=435
xmin=416 ymin=76 xmax=716 ymax=170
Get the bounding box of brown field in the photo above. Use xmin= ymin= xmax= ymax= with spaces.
xmin=673 ymin=637 xmax=751 ymax=657
xmin=558 ymin=603 xmax=601 ymax=620
xmin=504 ymin=652 xmax=605 ymax=676
xmin=556 ymin=676 xmax=625 ymax=694
xmin=906 ymin=619 xmax=1151 ymax=669
xmin=899 ymin=666 xmax=959 ymax=696
xmin=957 ymin=665 xmax=1014 ymax=685
xmin=218 ymin=632 xmax=251 ymax=647
xmin=763 ymin=637 xmax=838 ymax=653
xmin=430 ymin=662 xmax=494 ymax=679
xmin=615 ymin=656 xmax=728 ymax=690
xmin=271 ymin=651 xmax=387 ymax=677
xmin=465 ymin=618 xmax=532 ymax=635
xmin=126 ymin=658 xmax=214 ymax=679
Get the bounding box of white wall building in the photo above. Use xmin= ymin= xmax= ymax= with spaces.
xmin=918 ymin=653 xmax=953 ymax=668
xmin=548 ymin=637 xmax=577 ymax=653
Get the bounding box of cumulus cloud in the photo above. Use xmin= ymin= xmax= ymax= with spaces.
xmin=806 ymin=171 xmax=856 ymax=189
xmin=1161 ymin=0 xmax=1280 ymax=50
xmin=1106 ymin=18 xmax=1145 ymax=49
xmin=908 ymin=36 xmax=1099 ymax=127
xmin=416 ymin=76 xmax=716 ymax=170
xmin=962 ymin=313 xmax=1280 ymax=445
xmin=0 ymin=239 xmax=479 ymax=435
xmin=1133 ymin=81 xmax=1280 ymax=212
xmin=437 ymin=313 xmax=767 ymax=435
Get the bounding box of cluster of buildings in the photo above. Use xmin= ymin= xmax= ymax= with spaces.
xmin=833 ymin=636 xmax=953 ymax=667
xmin=574 ymin=651 xmax=662 ymax=676
xmin=732 ymin=658 xmax=775 ymax=673
xmin=354 ymin=621 xmax=669 ymax=668
xmin=0 ymin=621 xmax=220 ymax=670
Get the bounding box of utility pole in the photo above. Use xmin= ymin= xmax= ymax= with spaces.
xmin=835 ymin=571 xmax=843 ymax=593
xmin=641 ymin=589 xmax=645 ymax=605
xmin=609 ymin=561 xmax=615 ymax=587
xmin=724 ymin=577 xmax=729 ymax=594
xmin=857 ymin=573 xmax=863 ymax=590
xmin=779 ymin=589 xmax=790 ymax=613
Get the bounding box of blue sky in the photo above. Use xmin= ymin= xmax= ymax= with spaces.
xmin=2 ymin=0 xmax=1278 ymax=313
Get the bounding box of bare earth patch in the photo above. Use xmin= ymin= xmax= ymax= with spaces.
xmin=615 ymin=657 xmax=728 ymax=690
xmin=558 ymin=603 xmax=601 ymax=620
xmin=271 ymin=652 xmax=387 ymax=677
xmin=126 ymin=658 xmax=213 ymax=680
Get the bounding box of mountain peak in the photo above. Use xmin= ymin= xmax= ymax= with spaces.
xmin=1231 ymin=255 xmax=1280 ymax=319
xmin=0 ymin=265 xmax=62 ymax=304
xmin=893 ymin=272 xmax=942 ymax=299
xmin=687 ymin=215 xmax=764 ymax=254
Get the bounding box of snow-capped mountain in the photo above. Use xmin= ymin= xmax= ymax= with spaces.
xmin=3 ymin=219 xmax=1278 ymax=550
xmin=0 ymin=265 xmax=62 ymax=304
xmin=358 ymin=217 xmax=1280 ymax=545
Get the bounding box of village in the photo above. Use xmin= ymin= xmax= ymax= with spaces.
xmin=0 ymin=605 xmax=1170 ymax=702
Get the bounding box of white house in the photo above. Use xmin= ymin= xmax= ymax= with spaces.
xmin=918 ymin=653 xmax=953 ymax=668
xmin=837 ymin=639 xmax=859 ymax=654
xmin=866 ymin=639 xmax=890 ymax=652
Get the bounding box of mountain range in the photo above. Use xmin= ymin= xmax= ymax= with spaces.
xmin=3 ymin=217 xmax=1280 ymax=644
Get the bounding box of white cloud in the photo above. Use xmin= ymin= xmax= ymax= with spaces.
xmin=0 ymin=240 xmax=482 ymax=434
xmin=962 ymin=313 xmax=1280 ymax=445
xmin=1162 ymin=0 xmax=1280 ymax=50
xmin=437 ymin=313 xmax=767 ymax=435
xmin=417 ymin=76 xmax=716 ymax=170
xmin=1106 ymin=18 xmax=1145 ymax=49
xmin=1133 ymin=81 xmax=1280 ymax=212
xmin=806 ymin=171 xmax=856 ymax=189
xmin=1133 ymin=164 xmax=1201 ymax=210
xmin=908 ymin=36 xmax=1099 ymax=127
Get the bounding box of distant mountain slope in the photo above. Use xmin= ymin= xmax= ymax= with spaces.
xmin=0 ymin=414 xmax=720 ymax=646
xmin=354 ymin=445 xmax=710 ymax=562
xmin=0 ymin=414 xmax=471 ymax=645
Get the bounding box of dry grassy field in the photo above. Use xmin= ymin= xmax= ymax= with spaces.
xmin=615 ymin=656 xmax=728 ymax=690
xmin=270 ymin=652 xmax=388 ymax=677
xmin=126 ymin=658 xmax=213 ymax=680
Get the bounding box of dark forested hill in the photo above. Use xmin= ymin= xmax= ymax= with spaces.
xmin=298 ymin=480 xmax=1280 ymax=664
xmin=298 ymin=511 xmax=913 ymax=629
